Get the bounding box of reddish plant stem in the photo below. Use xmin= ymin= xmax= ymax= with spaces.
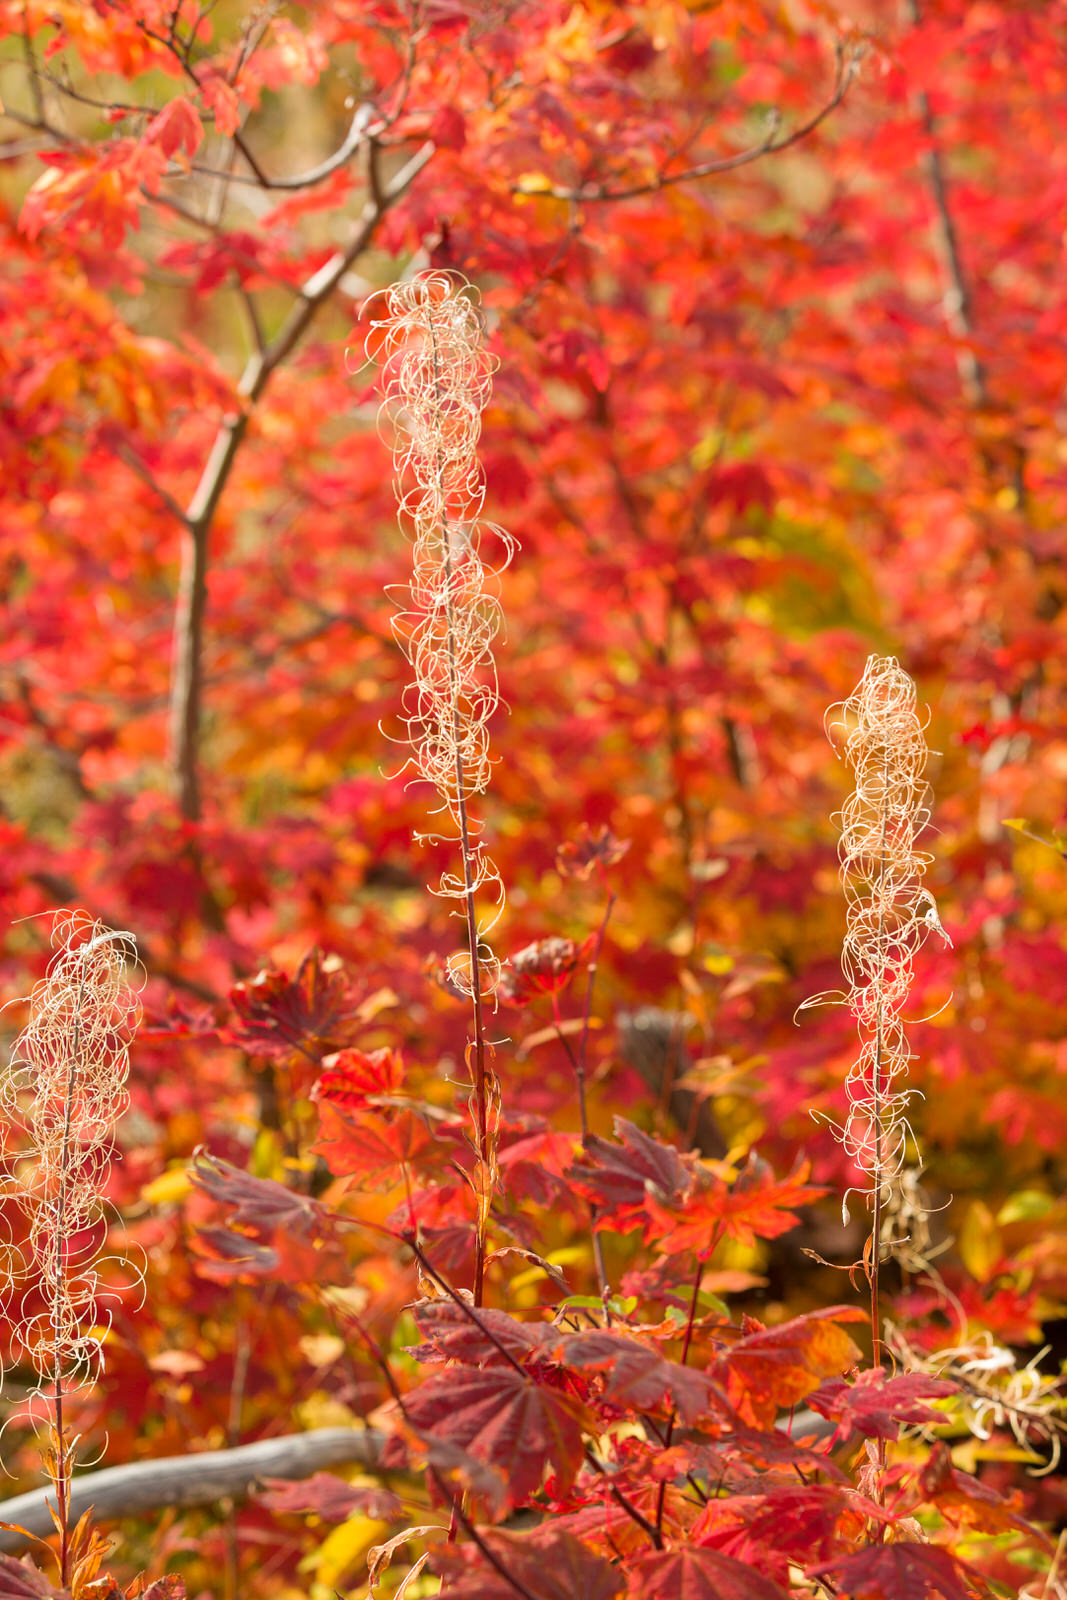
xmin=49 ymin=953 xmax=87 ymax=1587
xmin=578 ymin=887 xmax=617 ymax=1307
xmin=446 ymin=1496 xmax=543 ymax=1600
xmin=654 ymin=1250 xmax=708 ymax=1537
xmin=584 ymin=1448 xmax=663 ymax=1549
xmin=404 ymin=1237 xmax=525 ymax=1378
xmin=868 ymin=781 xmax=889 ymax=1512
xmin=425 ymin=317 xmax=493 ymax=1310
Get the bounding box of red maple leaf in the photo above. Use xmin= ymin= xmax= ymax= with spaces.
xmin=0 ymin=1555 xmax=65 ymax=1600
xmin=918 ymin=1442 xmax=1042 ymax=1539
xmin=396 ymin=1363 xmax=592 ymax=1507
xmin=313 ymin=1045 xmax=405 ymax=1107
xmin=566 ymin=1117 xmax=695 ymax=1231
xmin=556 ymin=824 xmax=630 ymax=880
xmin=312 ymin=1100 xmax=439 ymax=1188
xmin=224 ymin=948 xmax=372 ymax=1066
xmin=629 ymin=1546 xmax=790 ymax=1600
xmin=498 ymin=935 xmax=594 ymax=1005
xmin=808 ymin=1369 xmax=957 ymax=1444
xmin=556 ymin=1329 xmax=730 ymax=1424
xmin=190 ymin=1150 xmax=339 ymax=1238
xmin=713 ymin=1309 xmax=865 ymax=1426
xmin=815 ymin=1542 xmax=987 ymax=1600
xmin=645 ymin=1157 xmax=825 ymax=1256
xmin=258 ymin=1473 xmax=402 ymax=1522
xmin=409 ymin=1299 xmax=555 ymax=1367
xmin=431 ymin=1525 xmax=623 ymax=1600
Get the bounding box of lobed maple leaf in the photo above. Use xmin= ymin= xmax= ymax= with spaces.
xmin=189 ymin=1150 xmax=346 ymax=1282
xmin=312 ymin=1045 xmax=405 ymax=1107
xmin=408 ymin=1299 xmax=555 ymax=1367
xmin=691 ymin=1483 xmax=880 ymax=1581
xmin=808 ymin=1369 xmax=957 ymax=1445
xmin=190 ymin=1150 xmax=339 ymax=1238
xmin=311 ymin=1099 xmax=440 ymax=1189
xmin=628 ymin=1546 xmax=790 ymax=1600
xmin=645 ymin=1156 xmax=826 ymax=1256
xmin=224 ymin=948 xmax=382 ymax=1065
xmin=0 ymin=1556 xmax=64 ymax=1600
xmin=815 ymin=1542 xmax=987 ymax=1600
xmin=498 ymin=935 xmax=594 ymax=1004
xmin=258 ymin=1473 xmax=402 ymax=1522
xmin=431 ymin=1525 xmax=624 ymax=1600
xmin=565 ymin=1117 xmax=695 ymax=1231
xmin=556 ymin=823 xmax=630 ymax=880
xmin=714 ymin=1308 xmax=865 ymax=1427
xmin=396 ymin=1363 xmax=592 ymax=1508
xmin=918 ymin=1442 xmax=1044 ymax=1540
xmin=556 ymin=1329 xmax=730 ymax=1423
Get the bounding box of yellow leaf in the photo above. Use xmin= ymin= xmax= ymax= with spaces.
xmin=958 ymin=1200 xmax=1001 ymax=1283
xmin=515 ymin=172 xmax=555 ymax=194
xmin=140 ymin=1165 xmax=192 ymax=1206
xmin=299 ymin=1514 xmax=392 ymax=1588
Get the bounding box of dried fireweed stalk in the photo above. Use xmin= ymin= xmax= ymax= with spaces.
xmin=803 ymin=657 xmax=950 ymax=1389
xmin=0 ymin=911 xmax=143 ymax=1577
xmin=809 ymin=656 xmax=950 ymax=1221
xmin=368 ymin=271 xmax=514 ymax=997
xmin=367 ymin=271 xmax=515 ymax=1302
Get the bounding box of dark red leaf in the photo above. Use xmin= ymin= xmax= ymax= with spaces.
xmin=566 ymin=1117 xmax=694 ymax=1230
xmin=398 ymin=1363 xmax=591 ymax=1507
xmin=556 ymin=824 xmax=630 ymax=880
xmin=815 ymin=1542 xmax=986 ymax=1600
xmin=190 ymin=1151 xmax=338 ymax=1239
xmin=628 ymin=1546 xmax=790 ymax=1600
xmin=258 ymin=1473 xmax=401 ymax=1522
xmin=409 ymin=1299 xmax=554 ymax=1367
xmin=432 ymin=1525 xmax=624 ymax=1600
xmin=808 ymin=1369 xmax=957 ymax=1444
xmin=0 ymin=1556 xmax=64 ymax=1600
xmin=224 ymin=949 xmax=368 ymax=1064
xmin=557 ymin=1329 xmax=729 ymax=1423
xmin=498 ymin=936 xmax=593 ymax=1005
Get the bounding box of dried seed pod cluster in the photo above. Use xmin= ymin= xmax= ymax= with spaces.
xmin=1 ymin=911 xmax=143 ymax=1395
xmin=822 ymin=655 xmax=949 ymax=1223
xmin=368 ymin=271 xmax=515 ymax=999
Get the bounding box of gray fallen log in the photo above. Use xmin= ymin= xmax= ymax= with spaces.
xmin=0 ymin=1410 xmax=834 ymax=1555
xmin=0 ymin=1426 xmax=385 ymax=1553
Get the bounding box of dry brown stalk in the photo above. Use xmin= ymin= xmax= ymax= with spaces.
xmin=368 ymin=272 xmax=515 ymax=1304
xmin=0 ymin=911 xmax=143 ymax=1584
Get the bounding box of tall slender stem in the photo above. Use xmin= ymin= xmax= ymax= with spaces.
xmin=427 ymin=320 xmax=492 ymax=1308
xmin=50 ymin=957 xmax=86 ymax=1586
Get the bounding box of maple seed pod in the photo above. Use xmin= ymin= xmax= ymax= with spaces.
xmin=0 ymin=911 xmax=144 ymax=1398
xmin=811 ymin=656 xmax=950 ymax=1227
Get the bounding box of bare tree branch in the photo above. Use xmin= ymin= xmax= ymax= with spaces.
xmin=513 ymin=44 xmax=860 ymax=203
xmin=169 ymin=138 xmax=434 ymax=821
xmin=904 ymin=0 xmax=988 ymax=408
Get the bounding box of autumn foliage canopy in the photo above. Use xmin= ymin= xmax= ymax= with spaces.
xmin=0 ymin=1 xmax=1066 ymax=1598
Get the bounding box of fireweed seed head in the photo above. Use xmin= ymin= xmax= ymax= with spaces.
xmin=366 ymin=272 xmax=516 ymax=1000
xmin=0 ymin=911 xmax=144 ymax=1396
xmin=805 ymin=656 xmax=950 ymax=1226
